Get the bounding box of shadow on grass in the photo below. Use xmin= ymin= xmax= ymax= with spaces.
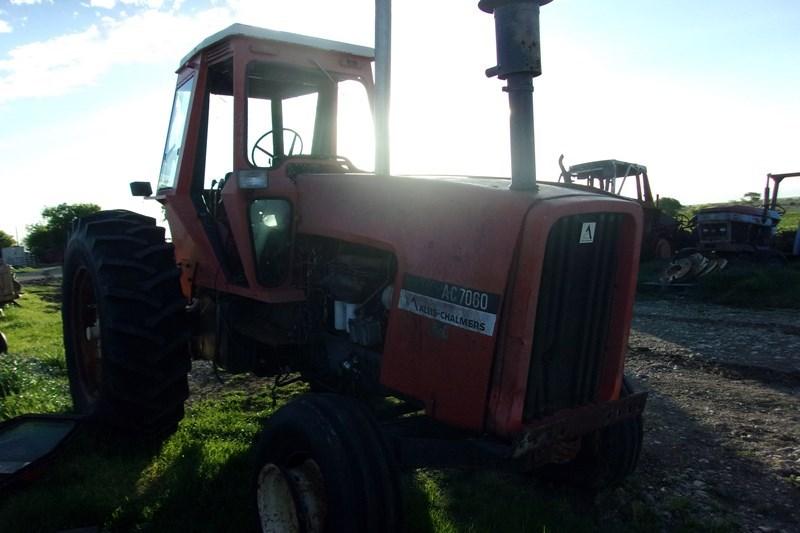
xmin=0 ymin=387 xmax=284 ymax=533
xmin=403 ymin=468 xmax=597 ymax=533
xmin=109 ymin=440 xmax=255 ymax=532
xmin=0 ymin=427 xmax=162 ymax=532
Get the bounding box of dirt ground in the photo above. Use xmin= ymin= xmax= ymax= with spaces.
xmin=616 ymin=295 xmax=800 ymax=533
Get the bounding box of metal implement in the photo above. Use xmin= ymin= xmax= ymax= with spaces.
xmin=661 ymin=252 xmax=728 ymax=284
xmin=0 ymin=415 xmax=80 ymax=491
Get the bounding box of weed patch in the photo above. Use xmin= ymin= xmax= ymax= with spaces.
xmin=696 ymin=262 xmax=800 ymax=309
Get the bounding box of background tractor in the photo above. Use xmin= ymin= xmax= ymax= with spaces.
xmin=692 ymin=171 xmax=800 ymax=257
xmin=559 ymin=156 xmax=690 ymax=260
xmin=61 ymin=1 xmax=647 ymax=531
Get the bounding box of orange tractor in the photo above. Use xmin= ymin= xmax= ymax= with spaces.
xmin=62 ymin=1 xmax=646 ymax=530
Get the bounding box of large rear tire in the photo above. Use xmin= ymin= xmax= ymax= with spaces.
xmin=252 ymin=393 xmax=401 ymax=533
xmin=62 ymin=210 xmax=190 ymax=437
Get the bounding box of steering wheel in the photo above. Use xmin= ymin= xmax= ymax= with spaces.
xmin=251 ymin=128 xmax=304 ymax=167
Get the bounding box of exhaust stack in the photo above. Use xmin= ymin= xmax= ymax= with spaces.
xmin=480 ymin=0 xmax=551 ymax=190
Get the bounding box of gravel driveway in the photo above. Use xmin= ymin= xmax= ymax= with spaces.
xmin=618 ymin=296 xmax=800 ymax=533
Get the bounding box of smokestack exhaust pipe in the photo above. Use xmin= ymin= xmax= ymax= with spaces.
xmin=480 ymin=0 xmax=551 ymax=191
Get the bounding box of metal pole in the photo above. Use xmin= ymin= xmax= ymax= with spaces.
xmin=506 ymin=73 xmax=536 ymax=189
xmin=375 ymin=0 xmax=391 ymax=175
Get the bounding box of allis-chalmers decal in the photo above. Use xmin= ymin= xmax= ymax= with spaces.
xmin=398 ymin=274 xmax=500 ymax=336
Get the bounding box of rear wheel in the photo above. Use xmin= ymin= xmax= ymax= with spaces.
xmin=253 ymin=393 xmax=401 ymax=533
xmin=62 ymin=210 xmax=190 ymax=437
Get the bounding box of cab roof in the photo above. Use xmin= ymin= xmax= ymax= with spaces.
xmin=568 ymin=160 xmax=647 ymax=180
xmin=179 ymin=23 xmax=375 ymax=68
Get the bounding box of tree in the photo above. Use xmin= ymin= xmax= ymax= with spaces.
xmin=25 ymin=203 xmax=101 ymax=263
xmin=658 ymin=197 xmax=683 ymax=217
xmin=743 ymin=192 xmax=761 ymax=203
xmin=0 ymin=230 xmax=15 ymax=249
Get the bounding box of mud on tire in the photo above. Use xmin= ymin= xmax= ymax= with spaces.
xmin=62 ymin=209 xmax=190 ymax=437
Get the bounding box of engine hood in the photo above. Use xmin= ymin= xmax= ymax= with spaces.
xmin=294 ymin=171 xmax=634 ymax=299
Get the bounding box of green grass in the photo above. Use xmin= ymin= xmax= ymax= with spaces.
xmin=639 ymin=259 xmax=800 ymax=309
xmin=9 ymin=266 xmax=37 ymax=273
xmin=777 ymin=208 xmax=800 ymax=233
xmin=0 ymin=282 xmax=69 ymax=419
xmin=0 ymin=284 xmax=708 ymax=532
xmin=696 ymin=261 xmax=800 ymax=308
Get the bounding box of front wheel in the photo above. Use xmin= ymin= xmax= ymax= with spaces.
xmin=252 ymin=394 xmax=401 ymax=533
xmin=62 ymin=210 xmax=190 ymax=437
xmin=538 ymin=377 xmax=644 ymax=490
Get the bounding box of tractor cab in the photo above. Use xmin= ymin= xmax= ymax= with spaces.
xmin=561 ymin=159 xmax=654 ymax=205
xmin=146 ymin=24 xmax=376 ymax=295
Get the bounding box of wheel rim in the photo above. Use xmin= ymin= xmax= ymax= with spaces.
xmin=70 ymin=266 xmax=102 ymax=403
xmin=655 ymin=238 xmax=672 ymax=259
xmin=257 ymin=459 xmax=327 ymax=533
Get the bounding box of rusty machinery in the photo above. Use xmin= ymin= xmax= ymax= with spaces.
xmin=61 ymin=1 xmax=647 ymax=530
xmin=662 ymin=171 xmax=799 ymax=284
xmin=559 ymin=156 xmax=690 ymax=260
xmin=693 ymin=171 xmax=800 ymax=256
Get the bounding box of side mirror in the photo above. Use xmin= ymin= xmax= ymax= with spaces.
xmin=130 ymin=181 xmax=153 ymax=197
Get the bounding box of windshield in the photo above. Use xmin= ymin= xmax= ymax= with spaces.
xmin=157 ymin=77 xmax=195 ymax=190
xmin=245 ymin=61 xmax=373 ymax=170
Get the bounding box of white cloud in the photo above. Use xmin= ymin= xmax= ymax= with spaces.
xmin=0 ymin=20 xmax=12 ymax=33
xmin=90 ymin=0 xmax=116 ymax=9
xmin=121 ymin=0 xmax=164 ymax=8
xmin=9 ymin=0 xmax=42 ymax=5
xmin=0 ymin=0 xmax=376 ymax=108
xmin=0 ymin=6 xmax=231 ymax=104
xmin=0 ymin=87 xmax=170 ymax=240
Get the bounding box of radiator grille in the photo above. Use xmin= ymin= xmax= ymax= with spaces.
xmin=523 ymin=212 xmax=622 ymax=421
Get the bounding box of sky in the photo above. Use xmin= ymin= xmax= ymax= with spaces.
xmin=1 ymin=0 xmax=799 ymax=242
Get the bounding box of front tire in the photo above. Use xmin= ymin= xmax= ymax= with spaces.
xmin=252 ymin=394 xmax=401 ymax=533
xmin=62 ymin=210 xmax=190 ymax=437
xmin=538 ymin=377 xmax=644 ymax=490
